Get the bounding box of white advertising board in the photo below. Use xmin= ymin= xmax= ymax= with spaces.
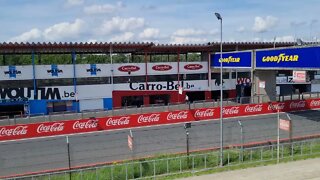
xmin=293 ymin=71 xmax=306 ymax=83
xmin=179 ymin=62 xmax=208 ymax=74
xmin=112 ymin=63 xmax=145 ymax=76
xmin=75 ymin=64 xmax=112 ymax=78
xmin=147 ymin=62 xmax=178 ymax=75
xmin=35 ymin=65 xmax=74 ymax=79
xmin=0 ymin=65 xmax=33 ymax=80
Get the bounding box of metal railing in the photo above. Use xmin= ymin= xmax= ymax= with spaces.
xmin=8 ymin=138 xmax=320 ymax=180
xmin=1 ymin=92 xmax=320 ymax=126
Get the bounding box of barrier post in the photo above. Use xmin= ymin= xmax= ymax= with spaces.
xmin=66 ymin=136 xmax=72 ymax=180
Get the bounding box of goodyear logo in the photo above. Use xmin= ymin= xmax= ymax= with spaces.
xmin=219 ymin=56 xmax=240 ymax=63
xmin=262 ymin=53 xmax=299 ymax=63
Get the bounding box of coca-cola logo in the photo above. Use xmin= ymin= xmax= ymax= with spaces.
xmin=310 ymin=100 xmax=320 ymax=107
xmin=223 ymin=107 xmax=240 ymax=115
xmin=167 ymin=111 xmax=188 ymax=120
xmin=118 ymin=65 xmax=140 ymax=72
xmin=245 ymin=104 xmax=263 ymax=113
xmin=0 ymin=126 xmax=28 ymax=137
xmin=184 ymin=64 xmax=203 ymax=70
xmin=106 ymin=116 xmax=130 ymax=126
xmin=73 ymin=119 xmax=98 ymax=130
xmin=37 ymin=123 xmax=64 ymax=133
xmin=289 ymin=101 xmax=306 ymax=109
xmin=194 ymin=109 xmax=214 ymax=118
xmin=137 ymin=114 xmax=160 ymax=123
xmin=267 ymin=103 xmax=285 ymax=110
xmin=152 ymin=65 xmax=172 ymax=71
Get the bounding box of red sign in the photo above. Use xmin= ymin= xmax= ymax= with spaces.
xmin=184 ymin=64 xmax=203 ymax=70
xmin=1 ymin=98 xmax=320 ymax=141
xmin=279 ymin=119 xmax=291 ymax=131
xmin=118 ymin=65 xmax=140 ymax=72
xmin=293 ymin=71 xmax=306 ymax=82
xmin=152 ymin=65 xmax=172 ymax=71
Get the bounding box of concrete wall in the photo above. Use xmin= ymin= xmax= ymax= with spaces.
xmin=253 ymin=70 xmax=277 ymax=102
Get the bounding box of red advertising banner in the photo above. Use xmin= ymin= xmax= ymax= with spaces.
xmin=1 ymin=98 xmax=320 ymax=141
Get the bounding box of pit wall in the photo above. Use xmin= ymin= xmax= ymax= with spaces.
xmin=1 ymin=98 xmax=320 ymax=141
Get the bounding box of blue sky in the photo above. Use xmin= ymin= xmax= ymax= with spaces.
xmin=0 ymin=0 xmax=319 ymax=44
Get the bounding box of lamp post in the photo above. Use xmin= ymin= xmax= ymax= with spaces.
xmin=215 ymin=12 xmax=223 ymax=167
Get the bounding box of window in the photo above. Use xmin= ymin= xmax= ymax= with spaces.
xmin=0 ymin=80 xmax=33 ymax=88
xmin=148 ymin=74 xmax=178 ymax=82
xmin=77 ymin=77 xmax=111 ymax=85
xmin=37 ymin=78 xmax=73 ymax=87
xmin=113 ymin=76 xmax=146 ymax=84
xmin=182 ymin=73 xmax=208 ymax=80
xmin=211 ymin=72 xmax=229 ymax=80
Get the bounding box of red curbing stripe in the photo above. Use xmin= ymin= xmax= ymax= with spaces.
xmin=2 ymin=132 xmax=320 ymax=179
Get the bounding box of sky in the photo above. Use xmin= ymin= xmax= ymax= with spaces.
xmin=0 ymin=0 xmax=319 ymax=44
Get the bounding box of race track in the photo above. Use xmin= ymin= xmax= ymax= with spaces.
xmin=1 ymin=110 xmax=320 ymax=177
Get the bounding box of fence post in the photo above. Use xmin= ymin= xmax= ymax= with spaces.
xmin=126 ymin=164 xmax=128 ymax=180
xmin=95 ymin=167 xmax=98 ymax=180
xmin=300 ymin=142 xmax=303 ymax=155
xmin=204 ymin=154 xmax=207 ymax=169
xmin=291 ymin=142 xmax=294 ymax=160
xmin=140 ymin=162 xmax=142 ymax=178
xmin=311 ymin=141 xmax=313 ymax=154
xmin=167 ymin=159 xmax=169 ymax=174
xmin=227 ymin=152 xmax=230 ymax=165
xmin=153 ymin=160 xmax=156 ymax=178
xmin=192 ymin=156 xmax=194 ymax=172
xmin=111 ymin=165 xmax=114 ymax=180
xmin=260 ymin=148 xmax=263 ymax=161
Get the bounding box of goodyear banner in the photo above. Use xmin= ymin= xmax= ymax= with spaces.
xmin=256 ymin=46 xmax=320 ymax=68
xmin=211 ymin=51 xmax=252 ymax=68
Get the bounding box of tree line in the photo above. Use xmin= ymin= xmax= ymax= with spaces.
xmin=0 ymin=53 xmax=201 ymax=65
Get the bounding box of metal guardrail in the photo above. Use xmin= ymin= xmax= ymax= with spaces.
xmin=7 ymin=138 xmax=320 ymax=180
xmin=1 ymin=92 xmax=320 ymax=126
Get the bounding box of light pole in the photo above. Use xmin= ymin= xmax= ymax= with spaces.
xmin=215 ymin=12 xmax=223 ymax=167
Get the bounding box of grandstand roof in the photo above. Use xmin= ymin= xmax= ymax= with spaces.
xmin=0 ymin=41 xmax=300 ymax=54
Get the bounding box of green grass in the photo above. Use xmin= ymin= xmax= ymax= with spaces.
xmin=29 ymin=140 xmax=320 ymax=180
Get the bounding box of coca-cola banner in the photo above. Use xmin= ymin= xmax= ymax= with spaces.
xmin=1 ymin=99 xmax=320 ymax=141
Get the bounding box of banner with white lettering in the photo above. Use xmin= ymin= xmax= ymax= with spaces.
xmin=1 ymin=98 xmax=320 ymax=141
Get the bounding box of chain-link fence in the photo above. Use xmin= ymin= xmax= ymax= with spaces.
xmin=6 ymin=138 xmax=320 ymax=180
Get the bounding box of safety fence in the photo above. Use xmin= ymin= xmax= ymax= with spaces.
xmin=1 ymin=92 xmax=319 ymax=126
xmin=6 ymin=138 xmax=320 ymax=180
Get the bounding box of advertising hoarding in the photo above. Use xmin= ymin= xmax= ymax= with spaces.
xmin=256 ymin=46 xmax=320 ymax=69
xmin=211 ymin=51 xmax=252 ymax=68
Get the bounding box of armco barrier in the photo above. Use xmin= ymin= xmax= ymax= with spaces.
xmin=1 ymin=98 xmax=320 ymax=141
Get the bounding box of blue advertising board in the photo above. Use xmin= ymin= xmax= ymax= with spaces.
xmin=211 ymin=51 xmax=252 ymax=68
xmin=256 ymin=46 xmax=320 ymax=69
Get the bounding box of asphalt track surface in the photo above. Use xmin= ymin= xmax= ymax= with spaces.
xmin=1 ymin=109 xmax=320 ymax=177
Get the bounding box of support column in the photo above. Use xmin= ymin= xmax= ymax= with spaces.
xmin=72 ymin=51 xmax=78 ymax=112
xmin=32 ymin=50 xmax=37 ymax=99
